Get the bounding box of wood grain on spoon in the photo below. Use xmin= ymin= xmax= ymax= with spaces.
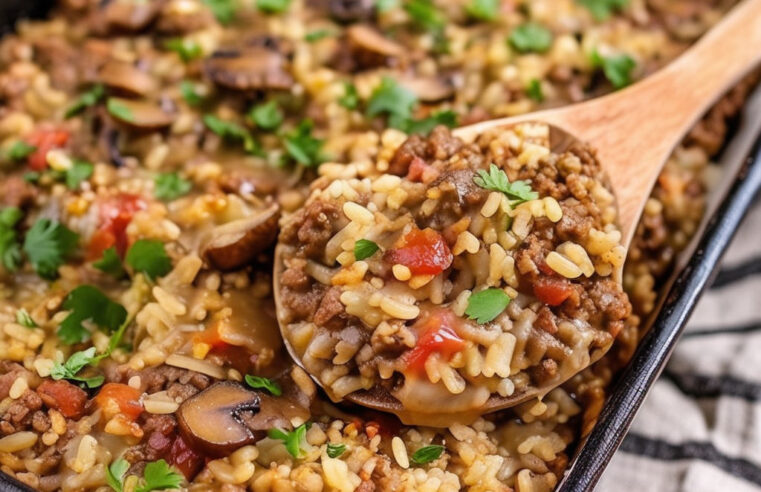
xmin=455 ymin=0 xmax=761 ymax=247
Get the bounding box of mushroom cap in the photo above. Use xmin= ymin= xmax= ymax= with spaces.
xmin=202 ymin=204 xmax=280 ymax=271
xmin=204 ymin=48 xmax=294 ymax=91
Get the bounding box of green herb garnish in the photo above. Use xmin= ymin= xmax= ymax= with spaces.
xmin=202 ymin=0 xmax=236 ymax=24
xmin=107 ymin=457 xmax=129 ymax=492
xmin=404 ymin=0 xmax=445 ymax=31
xmin=591 ymin=51 xmax=635 ymax=89
xmin=58 ymin=285 xmax=127 ymax=344
xmin=465 ymin=0 xmax=499 ymax=21
xmin=376 ymin=0 xmax=398 ymax=12
xmin=106 ymin=98 xmax=135 ymax=122
xmin=509 ymin=23 xmax=553 ymax=53
xmin=249 ymin=101 xmax=283 ymax=131
xmin=339 ymin=82 xmax=360 ymax=110
xmin=268 ymin=423 xmax=310 ymax=458
xmin=136 ymin=459 xmax=184 ymax=492
xmin=256 ymin=0 xmax=291 ymax=13
xmin=65 ymin=160 xmax=94 ymax=189
xmin=125 ymin=239 xmax=172 ymax=280
xmin=326 ymin=443 xmax=346 ymax=458
xmin=354 ymin=239 xmax=379 ymax=260
xmin=473 ymin=163 xmax=538 ymax=207
xmin=6 ymin=141 xmax=36 ymax=162
xmin=93 ymin=246 xmax=126 ymax=279
xmin=23 ymin=218 xmax=79 ymax=280
xmin=16 ymin=308 xmax=37 ymax=328
xmin=165 ymin=38 xmax=203 ymax=62
xmin=0 ymin=207 xmax=22 ymax=272
xmin=283 ymin=120 xmax=325 ymax=167
xmin=367 ymin=77 xmax=418 ymax=129
xmin=402 ymin=110 xmax=457 ymax=135
xmin=245 ymin=375 xmax=282 ymax=396
xmin=203 ymin=114 xmax=260 ymax=154
xmin=527 ymin=79 xmax=544 ymax=102
xmin=50 ymin=347 xmax=105 ymax=388
xmin=577 ymin=0 xmax=629 ymax=20
xmin=464 ymin=288 xmax=511 ymax=324
xmin=410 ymin=445 xmax=444 ymax=465
xmin=65 ymin=84 xmax=105 ymax=119
xmin=155 ymin=172 xmax=192 ymax=201
xmin=305 ymin=29 xmax=334 ymax=42
xmin=180 ymin=80 xmax=204 ymax=106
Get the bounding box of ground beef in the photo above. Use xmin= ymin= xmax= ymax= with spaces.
xmin=554 ymin=199 xmax=595 ymax=243
xmin=388 ymin=126 xmax=468 ymax=177
xmin=280 ymin=200 xmax=341 ymax=259
xmin=313 ymin=286 xmax=346 ymax=327
xmin=1 ymin=175 xmax=38 ymax=209
xmin=424 ymin=169 xmax=488 ymax=225
xmin=0 ymin=390 xmax=43 ymax=434
xmin=280 ymin=259 xmax=311 ymax=291
xmin=138 ymin=366 xmax=212 ymax=396
xmin=282 ymin=282 xmax=326 ymax=322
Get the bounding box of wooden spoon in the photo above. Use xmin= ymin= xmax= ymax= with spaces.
xmin=275 ymin=0 xmax=761 ymax=425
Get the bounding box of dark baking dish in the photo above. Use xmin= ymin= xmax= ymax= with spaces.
xmin=1 ymin=2 xmax=761 ymax=492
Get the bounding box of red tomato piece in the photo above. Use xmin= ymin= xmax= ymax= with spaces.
xmin=533 ymin=277 xmax=575 ymax=306
xmin=95 ymin=383 xmax=143 ymax=421
xmin=88 ymin=194 xmax=146 ymax=259
xmin=405 ymin=310 xmax=466 ymax=373
xmin=168 ymin=434 xmax=205 ymax=480
xmin=385 ymin=228 xmax=453 ymax=276
xmin=406 ymin=157 xmax=439 ymax=183
xmin=25 ymin=129 xmax=70 ymax=171
xmin=37 ymin=379 xmax=88 ymax=419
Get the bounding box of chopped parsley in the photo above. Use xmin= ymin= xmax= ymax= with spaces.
xmin=577 ymin=0 xmax=629 ymax=20
xmin=367 ymin=77 xmax=418 ymax=129
xmin=203 ymin=114 xmax=260 ymax=154
xmin=326 ymin=443 xmax=346 ymax=458
xmin=154 ymin=172 xmax=192 ymax=201
xmin=464 ymin=288 xmax=511 ymax=324
xmin=283 ymin=120 xmax=325 ymax=167
xmin=245 ymin=375 xmax=282 ymax=396
xmin=268 ymin=423 xmax=310 ymax=459
xmin=136 ymin=459 xmax=184 ymax=492
xmin=473 ymin=163 xmax=538 ymax=207
xmin=403 ymin=109 xmax=458 ymax=135
xmin=50 ymin=347 xmax=104 ymax=388
xmin=249 ymin=101 xmax=283 ymax=131
xmin=23 ymin=218 xmax=79 ymax=280
xmin=202 ymin=0 xmax=236 ymax=24
xmin=106 ymin=98 xmax=135 ymax=122
xmin=16 ymin=308 xmax=37 ymax=328
xmin=354 ymin=239 xmax=379 ymax=260
xmin=180 ymin=80 xmax=204 ymax=106
xmin=305 ymin=29 xmax=335 ymax=42
xmin=64 ymin=84 xmax=105 ymax=119
xmin=93 ymin=246 xmax=126 ymax=279
xmin=410 ymin=445 xmax=444 ymax=465
xmin=58 ymin=285 xmax=127 ymax=345
xmin=6 ymin=141 xmax=36 ymax=162
xmin=164 ymin=38 xmax=203 ymax=62
xmin=526 ymin=79 xmax=544 ymax=102
xmin=338 ymin=82 xmax=360 ymax=110
xmin=65 ymin=160 xmax=94 ymax=189
xmin=125 ymin=239 xmax=172 ymax=280
xmin=508 ymin=23 xmax=553 ymax=53
xmin=256 ymin=0 xmax=291 ymax=13
xmin=0 ymin=207 xmax=23 ymax=272
xmin=107 ymin=457 xmax=130 ymax=492
xmin=404 ymin=0 xmax=445 ymax=31
xmin=592 ymin=51 xmax=636 ymax=89
xmin=465 ymin=0 xmax=499 ymax=21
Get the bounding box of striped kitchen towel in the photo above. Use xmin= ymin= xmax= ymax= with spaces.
xmin=596 ymin=196 xmax=761 ymax=492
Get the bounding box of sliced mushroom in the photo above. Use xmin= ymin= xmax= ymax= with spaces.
xmin=203 ymin=204 xmax=280 ymax=271
xmin=347 ymin=25 xmax=404 ymax=59
xmin=157 ymin=0 xmax=215 ymax=33
xmin=107 ymin=97 xmax=174 ymax=130
xmin=204 ymin=48 xmax=294 ymax=91
xmin=327 ymin=0 xmax=376 ymax=23
xmin=399 ymin=75 xmax=455 ymax=103
xmin=177 ymin=381 xmax=260 ymax=456
xmin=103 ymin=0 xmax=161 ymax=32
xmin=98 ymin=61 xmax=157 ymax=97
xmin=239 ymin=392 xmax=310 ymax=435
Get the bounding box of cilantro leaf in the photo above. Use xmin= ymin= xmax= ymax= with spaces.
xmin=249 ymin=101 xmax=283 ymax=131
xmin=526 ymin=79 xmax=544 ymax=102
xmin=154 ymin=172 xmax=192 ymax=201
xmin=136 ymin=459 xmax=183 ymax=492
xmin=411 ymin=445 xmax=444 ymax=465
xmin=591 ymin=51 xmax=635 ymax=89
xmin=6 ymin=141 xmax=36 ymax=162
xmin=268 ymin=423 xmax=310 ymax=458
xmin=65 ymin=160 xmax=94 ymax=189
xmin=107 ymin=457 xmax=129 ymax=492
xmin=202 ymin=0 xmax=236 ymax=24
xmin=257 ymin=0 xmax=292 ymax=13
xmin=106 ymin=98 xmax=135 ymax=122
xmin=164 ymin=38 xmax=203 ymax=62
xmin=509 ymin=23 xmax=553 ymax=53
xmin=94 ymin=246 xmax=126 ymax=279
xmin=65 ymin=84 xmax=105 ymax=119
xmin=23 ymin=218 xmax=79 ymax=280
xmin=126 ymin=239 xmax=172 ymax=280
xmin=283 ymin=120 xmax=325 ymax=167
xmin=0 ymin=206 xmax=23 ymax=272
xmin=354 ymin=239 xmax=379 ymax=260
xmin=465 ymin=0 xmax=499 ymax=21
xmin=16 ymin=308 xmax=37 ymax=328
xmin=402 ymin=110 xmax=457 ymax=135
xmin=58 ymin=285 xmax=127 ymax=344
xmin=50 ymin=347 xmax=105 ymax=388
xmin=327 ymin=443 xmax=346 ymax=458
xmin=245 ymin=374 xmax=282 ymax=396
xmin=305 ymin=29 xmax=335 ymax=42
xmin=577 ymin=0 xmax=629 ymax=20
xmin=464 ymin=288 xmax=511 ymax=324
xmin=203 ymin=114 xmax=261 ymax=155
xmin=339 ymin=82 xmax=359 ymax=110
xmin=180 ymin=80 xmax=204 ymax=106
xmin=404 ymin=0 xmax=445 ymax=31
xmin=473 ymin=163 xmax=538 ymax=206
xmin=367 ymin=77 xmax=418 ymax=129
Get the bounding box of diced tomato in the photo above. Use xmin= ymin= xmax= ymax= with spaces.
xmin=25 ymin=129 xmax=70 ymax=171
xmin=168 ymin=434 xmax=204 ymax=481
xmin=88 ymin=194 xmax=146 ymax=259
xmin=533 ymin=277 xmax=575 ymax=306
xmin=37 ymin=380 xmax=88 ymax=419
xmin=193 ymin=323 xmax=228 ymax=350
xmin=385 ymin=228 xmax=453 ymax=276
xmin=405 ymin=310 xmax=466 ymax=373
xmin=365 ymin=421 xmax=380 ymax=439
xmin=95 ymin=383 xmax=143 ymax=421
xmin=406 ymin=157 xmax=438 ymax=183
